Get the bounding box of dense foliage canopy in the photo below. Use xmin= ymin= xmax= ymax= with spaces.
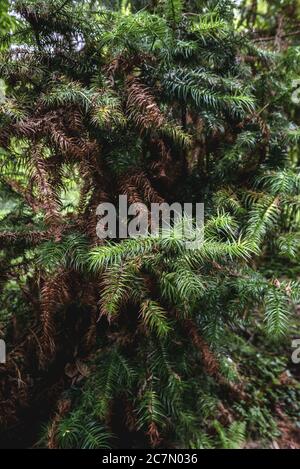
xmin=0 ymin=0 xmax=300 ymax=449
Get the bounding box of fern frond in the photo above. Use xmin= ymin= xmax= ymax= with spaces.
xmin=100 ymin=262 xmax=145 ymax=320
xmin=256 ymin=170 xmax=300 ymax=196
xmin=190 ymin=13 xmax=229 ymax=43
xmin=246 ymin=196 xmax=281 ymax=245
xmin=140 ymin=300 xmax=171 ymax=337
xmin=264 ymin=288 xmax=290 ymax=338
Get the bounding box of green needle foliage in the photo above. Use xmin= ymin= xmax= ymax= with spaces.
xmin=0 ymin=0 xmax=300 ymax=449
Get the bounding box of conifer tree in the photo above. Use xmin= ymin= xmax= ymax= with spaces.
xmin=0 ymin=0 xmax=300 ymax=448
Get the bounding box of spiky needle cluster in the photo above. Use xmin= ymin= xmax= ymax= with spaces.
xmin=0 ymin=0 xmax=300 ymax=449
